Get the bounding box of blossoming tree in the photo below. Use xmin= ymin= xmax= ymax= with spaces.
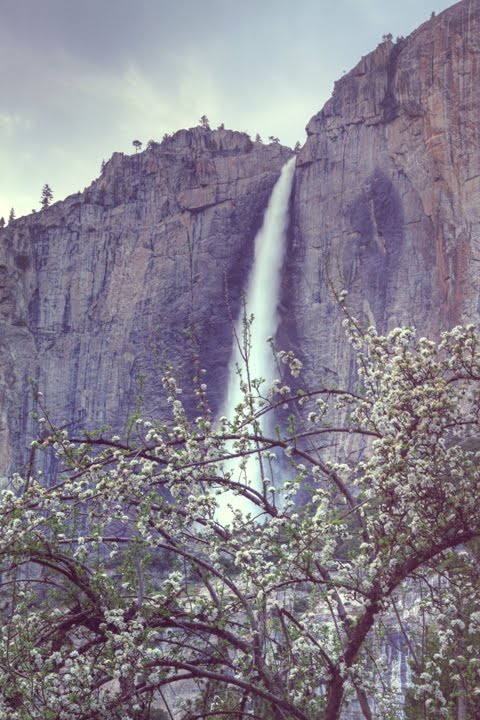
xmin=1 ymin=309 xmax=479 ymax=719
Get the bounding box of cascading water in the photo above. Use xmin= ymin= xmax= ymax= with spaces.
xmin=215 ymin=154 xmax=414 ymax=712
xmin=219 ymin=156 xmax=296 ymax=518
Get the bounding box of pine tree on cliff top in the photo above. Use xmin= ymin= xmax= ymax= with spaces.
xmin=40 ymin=184 xmax=53 ymax=210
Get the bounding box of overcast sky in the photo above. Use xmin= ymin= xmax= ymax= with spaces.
xmin=1 ymin=0 xmax=456 ymax=220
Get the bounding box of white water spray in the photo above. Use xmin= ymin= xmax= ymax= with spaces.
xmin=219 ymin=156 xmax=296 ymax=518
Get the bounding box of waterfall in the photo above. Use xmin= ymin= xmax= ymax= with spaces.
xmin=219 ymin=156 xmax=296 ymax=518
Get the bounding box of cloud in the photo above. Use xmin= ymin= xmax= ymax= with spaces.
xmin=0 ymin=0 xmax=456 ymax=218
xmin=0 ymin=113 xmax=24 ymax=134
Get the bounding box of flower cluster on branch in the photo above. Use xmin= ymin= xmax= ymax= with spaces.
xmin=1 ymin=312 xmax=479 ymax=719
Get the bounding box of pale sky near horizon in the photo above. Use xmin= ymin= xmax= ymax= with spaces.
xmin=1 ymin=0 xmax=456 ymax=220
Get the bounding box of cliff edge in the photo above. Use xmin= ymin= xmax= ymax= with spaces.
xmin=0 ymin=128 xmax=292 ymax=476
xmin=283 ymin=0 xmax=480 ymax=388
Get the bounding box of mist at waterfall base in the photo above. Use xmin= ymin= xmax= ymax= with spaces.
xmin=217 ymin=156 xmax=296 ymax=522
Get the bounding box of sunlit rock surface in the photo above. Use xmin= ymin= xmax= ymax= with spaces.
xmin=281 ymin=0 xmax=480 ymax=392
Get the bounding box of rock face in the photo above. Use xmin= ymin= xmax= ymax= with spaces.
xmin=281 ymin=0 xmax=480 ymax=391
xmin=0 ymin=128 xmax=292 ymax=477
xmin=2 ymin=0 xmax=480 ymax=479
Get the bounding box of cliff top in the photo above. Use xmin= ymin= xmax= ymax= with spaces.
xmin=305 ymin=0 xmax=479 ymax=135
xmin=0 ymin=126 xmax=293 ymax=229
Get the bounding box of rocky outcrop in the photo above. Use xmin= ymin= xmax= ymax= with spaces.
xmin=282 ymin=0 xmax=480 ymax=390
xmin=2 ymin=0 xmax=480 ymax=478
xmin=0 ymin=128 xmax=292 ymax=477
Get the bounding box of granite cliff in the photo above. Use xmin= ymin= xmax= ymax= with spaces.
xmin=0 ymin=129 xmax=292 ymax=477
xmin=2 ymin=0 xmax=480 ymax=478
xmin=282 ymin=0 xmax=480 ymax=389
